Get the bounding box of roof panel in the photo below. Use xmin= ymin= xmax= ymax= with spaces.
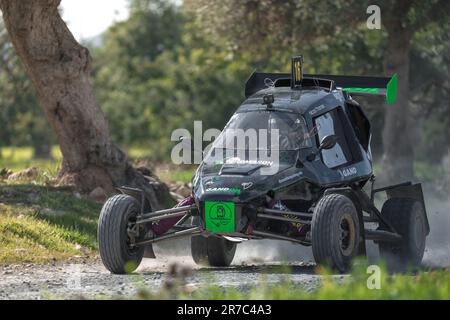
xmin=239 ymin=87 xmax=336 ymax=113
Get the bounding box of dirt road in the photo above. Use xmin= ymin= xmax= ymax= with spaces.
xmin=0 ymin=239 xmax=331 ymax=300
xmin=0 ymin=260 xmax=327 ymax=300
xmin=1 ymin=192 xmax=448 ymax=300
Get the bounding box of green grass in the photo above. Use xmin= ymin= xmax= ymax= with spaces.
xmin=0 ymin=147 xmax=101 ymax=264
xmin=0 ymin=146 xmax=62 ymax=173
xmin=155 ymin=165 xmax=196 ymax=184
xmin=0 ymin=146 xmax=196 ymax=184
xmin=126 ymin=146 xmax=152 ymax=159
xmin=0 ymin=146 xmax=196 ymax=265
xmin=0 ymin=184 xmax=101 ymax=264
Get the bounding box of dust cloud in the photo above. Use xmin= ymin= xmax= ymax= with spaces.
xmin=137 ymin=237 xmax=315 ymax=272
xmin=421 ymin=187 xmax=450 ymax=268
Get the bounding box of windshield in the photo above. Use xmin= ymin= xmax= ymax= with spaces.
xmin=211 ymin=110 xmax=312 ymax=151
xmin=203 ymin=110 xmax=312 ymax=168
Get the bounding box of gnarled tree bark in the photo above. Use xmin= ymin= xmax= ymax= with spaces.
xmin=0 ymin=0 xmax=174 ymax=209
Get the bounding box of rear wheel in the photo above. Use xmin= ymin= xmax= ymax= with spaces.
xmin=191 ymin=236 xmax=237 ymax=267
xmin=379 ymin=198 xmax=427 ymax=272
xmin=312 ymin=194 xmax=361 ymax=273
xmin=98 ymin=194 xmax=145 ymax=274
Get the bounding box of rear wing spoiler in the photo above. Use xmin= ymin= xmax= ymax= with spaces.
xmin=245 ymin=62 xmax=398 ymax=104
xmin=325 ymin=73 xmax=398 ymax=105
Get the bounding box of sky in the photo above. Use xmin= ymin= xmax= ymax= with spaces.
xmin=61 ymin=0 xmax=129 ymax=41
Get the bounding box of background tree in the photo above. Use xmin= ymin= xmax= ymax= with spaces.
xmin=0 ymin=19 xmax=54 ymax=159
xmin=0 ymin=0 xmax=448 ymax=193
xmin=186 ymin=0 xmax=450 ymax=183
xmin=0 ymin=0 xmax=173 ymax=209
xmin=92 ymin=0 xmax=253 ymax=160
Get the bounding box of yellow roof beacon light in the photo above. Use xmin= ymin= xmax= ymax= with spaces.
xmin=291 ymin=55 xmax=304 ymax=89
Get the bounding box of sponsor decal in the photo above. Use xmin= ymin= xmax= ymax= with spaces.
xmin=241 ymin=182 xmax=253 ymax=190
xmin=225 ymin=157 xmax=273 ymax=167
xmin=339 ymin=166 xmax=358 ymax=178
xmin=309 ymin=104 xmax=326 ymax=116
xmin=205 ymin=201 xmax=235 ymax=233
xmin=279 ymin=171 xmax=303 ymax=183
xmin=205 ymin=187 xmax=241 ymax=195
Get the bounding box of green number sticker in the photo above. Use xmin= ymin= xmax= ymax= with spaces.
xmin=205 ymin=201 xmax=235 ymax=233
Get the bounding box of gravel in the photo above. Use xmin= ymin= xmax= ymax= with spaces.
xmin=0 ymin=239 xmax=327 ymax=300
xmin=0 ymin=258 xmax=327 ymax=300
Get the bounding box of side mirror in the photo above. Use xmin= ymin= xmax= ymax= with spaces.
xmin=306 ymin=134 xmax=338 ymax=162
xmin=319 ymin=134 xmax=338 ymax=151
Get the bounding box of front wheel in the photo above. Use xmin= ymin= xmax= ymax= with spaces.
xmin=311 ymin=194 xmax=361 ymax=273
xmin=191 ymin=236 xmax=237 ymax=267
xmin=98 ymin=194 xmax=145 ymax=274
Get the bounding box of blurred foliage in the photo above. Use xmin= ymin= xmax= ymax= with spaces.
xmin=91 ymin=0 xmax=255 ymax=160
xmin=186 ymin=0 xmax=450 ymax=163
xmin=0 ymin=0 xmax=449 ymax=168
xmin=411 ymin=22 xmax=450 ymax=163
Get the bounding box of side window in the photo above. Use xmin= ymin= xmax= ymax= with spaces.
xmin=314 ymin=108 xmax=353 ymax=168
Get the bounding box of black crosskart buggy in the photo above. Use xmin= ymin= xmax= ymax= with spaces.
xmin=98 ymin=56 xmax=430 ymax=274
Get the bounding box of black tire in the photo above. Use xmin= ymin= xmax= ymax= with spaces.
xmin=98 ymin=194 xmax=145 ymax=274
xmin=312 ymin=194 xmax=361 ymax=273
xmin=191 ymin=236 xmax=237 ymax=267
xmin=379 ymin=198 xmax=427 ymax=272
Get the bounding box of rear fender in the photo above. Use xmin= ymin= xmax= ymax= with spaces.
xmin=373 ymin=182 xmax=430 ymax=235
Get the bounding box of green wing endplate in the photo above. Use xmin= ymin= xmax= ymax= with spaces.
xmin=342 ymin=73 xmax=398 ymax=104
xmin=386 ymin=73 xmax=398 ymax=104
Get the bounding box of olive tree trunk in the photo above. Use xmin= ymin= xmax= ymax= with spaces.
xmin=0 ymin=0 xmax=174 ymax=209
xmin=380 ymin=4 xmax=414 ymax=184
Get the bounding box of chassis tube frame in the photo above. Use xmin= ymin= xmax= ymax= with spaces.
xmin=258 ymin=207 xmax=313 ymax=219
xmin=252 ymin=230 xmax=310 ymax=245
xmin=135 ymin=204 xmax=197 ymax=225
xmin=132 ymin=226 xmax=202 ymax=247
xmin=257 ymin=213 xmax=311 ymax=225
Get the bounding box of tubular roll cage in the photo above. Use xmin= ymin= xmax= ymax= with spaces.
xmin=118 ymin=180 xmax=429 ymax=248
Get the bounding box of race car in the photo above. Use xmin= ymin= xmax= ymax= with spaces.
xmin=97 ymin=56 xmax=430 ymax=274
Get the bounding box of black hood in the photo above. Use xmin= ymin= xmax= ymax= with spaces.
xmin=193 ymin=152 xmax=297 ymax=202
